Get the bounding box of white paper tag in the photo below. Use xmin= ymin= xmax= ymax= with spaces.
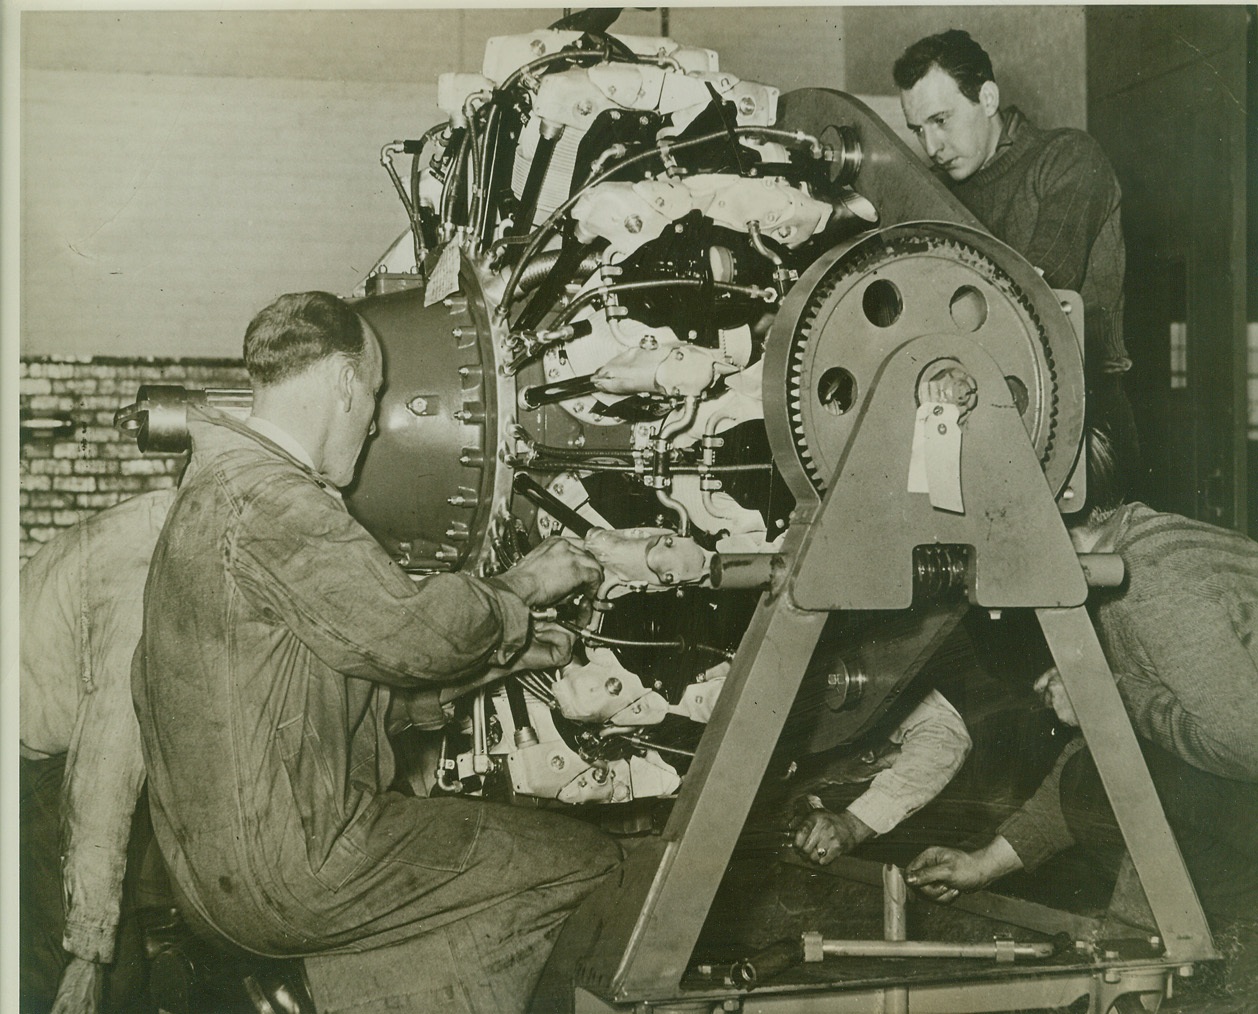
xmin=908 ymin=404 xmax=930 ymax=494
xmin=424 ymin=241 xmax=461 ymax=307
xmin=908 ymin=402 xmax=964 ymax=513
xmin=925 ymin=402 xmax=964 ymax=513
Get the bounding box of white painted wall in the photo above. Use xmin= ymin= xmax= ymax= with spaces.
xmin=20 ymin=7 xmax=848 ymax=359
xmin=22 ymin=69 xmax=441 ymax=358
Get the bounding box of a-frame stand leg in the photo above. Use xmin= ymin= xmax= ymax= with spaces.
xmin=573 ymin=580 xmax=832 ymax=1002
xmin=1037 ymin=606 xmax=1217 ymax=964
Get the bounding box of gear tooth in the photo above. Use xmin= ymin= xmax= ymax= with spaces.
xmin=779 ymin=226 xmax=1066 ymax=494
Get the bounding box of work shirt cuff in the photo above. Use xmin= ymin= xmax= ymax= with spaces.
xmin=846 ymin=791 xmax=908 ymax=837
xmin=63 ymin=918 xmax=117 ymax=964
xmin=995 ymin=813 xmax=1067 ymax=873
xmin=483 ymin=578 xmax=532 ymax=666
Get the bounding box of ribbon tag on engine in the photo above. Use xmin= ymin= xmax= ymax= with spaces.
xmin=908 ymin=402 xmax=964 ymax=514
xmin=424 ymin=241 xmax=461 ymax=307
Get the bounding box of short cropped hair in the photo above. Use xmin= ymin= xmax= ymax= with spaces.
xmin=893 ymin=29 xmax=995 ymax=104
xmin=243 ymin=291 xmax=365 ymax=386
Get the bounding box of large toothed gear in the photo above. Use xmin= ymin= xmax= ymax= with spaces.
xmin=764 ymin=221 xmax=1085 ymax=502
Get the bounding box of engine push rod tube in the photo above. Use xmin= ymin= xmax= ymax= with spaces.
xmin=512 ymin=473 xmax=597 ymax=537
xmin=509 ymin=121 xmax=564 ymax=238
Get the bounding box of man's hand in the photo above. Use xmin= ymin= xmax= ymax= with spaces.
xmin=51 ymin=956 xmax=103 ymax=1014
xmin=1034 ymin=668 xmax=1079 ymax=727
xmin=790 ymin=807 xmax=873 ymax=866
xmin=905 ymin=838 xmax=1024 ymax=902
xmin=512 ymin=621 xmax=578 ymax=671
xmin=496 ymin=537 xmax=603 ymax=607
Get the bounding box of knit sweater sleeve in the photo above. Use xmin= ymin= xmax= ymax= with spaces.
xmin=1022 ymin=131 xmax=1119 ymax=293
xmin=1106 ymin=588 xmax=1258 ymax=782
xmin=996 ymin=736 xmax=1085 ymax=870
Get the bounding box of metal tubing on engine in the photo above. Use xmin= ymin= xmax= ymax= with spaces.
xmin=709 ymin=553 xmax=782 ymax=591
xmin=520 ymin=374 xmax=600 ymax=410
xmin=511 ymin=121 xmax=563 ymax=238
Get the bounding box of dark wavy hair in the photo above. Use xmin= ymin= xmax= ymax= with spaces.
xmin=1080 ymin=379 xmax=1141 ymax=519
xmin=893 ymin=29 xmax=995 ymax=103
xmin=243 ymin=291 xmax=365 ymax=386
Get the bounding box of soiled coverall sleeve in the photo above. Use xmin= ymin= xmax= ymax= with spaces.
xmin=59 ymin=641 xmax=146 ymax=963
xmin=232 ymin=473 xmax=531 ymax=689
xmin=997 ymin=735 xmax=1087 ymax=871
xmin=44 ymin=515 xmax=151 ymax=965
xmin=1022 ymin=132 xmax=1118 ymax=293
xmin=1109 ymin=589 xmax=1258 ymax=782
xmin=845 ymin=690 xmax=972 ymax=835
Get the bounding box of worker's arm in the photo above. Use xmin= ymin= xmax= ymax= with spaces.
xmin=845 ymin=690 xmax=972 ymax=833
xmin=906 ymin=733 xmax=1086 ymax=902
xmin=793 ymin=691 xmax=972 ymax=864
xmin=59 ymin=662 xmax=146 ymax=964
xmin=994 ymin=734 xmax=1085 ymax=871
xmin=54 ymin=595 xmax=149 ymax=1014
xmin=233 ymin=474 xmax=600 ymax=688
xmin=389 ymin=622 xmax=579 ymax=730
xmin=1113 ymin=589 xmax=1258 ymax=781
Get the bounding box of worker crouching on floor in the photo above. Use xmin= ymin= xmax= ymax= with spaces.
xmin=132 ymin=291 xmax=622 ymax=1014
xmin=906 ymin=406 xmax=1258 ymax=1012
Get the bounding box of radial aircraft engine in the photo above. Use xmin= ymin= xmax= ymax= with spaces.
xmin=124 ymin=15 xmax=1084 ymax=814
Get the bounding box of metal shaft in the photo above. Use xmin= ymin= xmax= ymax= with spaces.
xmin=811 ymin=938 xmax=1053 ymax=961
xmin=882 ymin=865 xmax=908 ymax=1014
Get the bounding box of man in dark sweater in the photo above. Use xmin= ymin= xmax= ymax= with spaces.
xmin=894 ymin=30 xmax=1132 ymax=400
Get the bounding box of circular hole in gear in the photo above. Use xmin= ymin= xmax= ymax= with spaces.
xmin=862 ymin=279 xmax=903 ymax=327
xmin=1005 ymin=375 xmax=1030 ymax=415
xmin=949 ymin=285 xmax=989 ymax=332
xmin=818 ymin=367 xmax=858 ymax=416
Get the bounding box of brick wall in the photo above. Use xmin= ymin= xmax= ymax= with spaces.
xmin=19 ymin=357 xmax=249 ymax=563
